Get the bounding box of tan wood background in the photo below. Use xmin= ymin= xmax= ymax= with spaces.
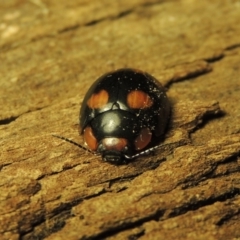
xmin=0 ymin=0 xmax=240 ymax=239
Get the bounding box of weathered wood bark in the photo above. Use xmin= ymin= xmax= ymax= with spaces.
xmin=0 ymin=0 xmax=239 ymax=239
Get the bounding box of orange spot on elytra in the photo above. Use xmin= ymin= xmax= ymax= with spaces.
xmin=127 ymin=90 xmax=153 ymax=109
xmin=134 ymin=128 xmax=152 ymax=150
xmin=84 ymin=126 xmax=98 ymax=151
xmin=87 ymin=89 xmax=109 ymax=109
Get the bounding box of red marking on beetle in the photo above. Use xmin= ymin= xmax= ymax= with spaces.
xmin=87 ymin=89 xmax=109 ymax=109
xmin=102 ymin=138 xmax=128 ymax=151
xmin=84 ymin=126 xmax=98 ymax=151
xmin=134 ymin=128 xmax=152 ymax=150
xmin=127 ymin=90 xmax=153 ymax=109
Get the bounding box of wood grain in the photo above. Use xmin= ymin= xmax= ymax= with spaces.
xmin=0 ymin=0 xmax=240 ymax=239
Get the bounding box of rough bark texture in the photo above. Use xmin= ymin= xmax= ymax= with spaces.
xmin=0 ymin=0 xmax=240 ymax=239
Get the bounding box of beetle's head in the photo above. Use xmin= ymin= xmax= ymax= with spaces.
xmin=97 ymin=137 xmax=131 ymax=164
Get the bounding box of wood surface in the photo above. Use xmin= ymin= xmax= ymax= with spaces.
xmin=0 ymin=0 xmax=240 ymax=239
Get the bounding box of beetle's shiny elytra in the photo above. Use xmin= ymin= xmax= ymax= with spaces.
xmin=79 ymin=68 xmax=171 ymax=163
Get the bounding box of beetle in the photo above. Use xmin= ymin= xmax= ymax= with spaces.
xmin=53 ymin=68 xmax=170 ymax=164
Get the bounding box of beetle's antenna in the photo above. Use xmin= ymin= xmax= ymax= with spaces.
xmin=124 ymin=144 xmax=167 ymax=160
xmin=52 ymin=134 xmax=96 ymax=154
